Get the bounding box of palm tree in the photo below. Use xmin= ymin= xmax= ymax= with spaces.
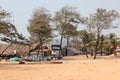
xmin=108 ymin=33 xmax=117 ymax=56
xmin=77 ymin=30 xmax=95 ymax=58
xmin=99 ymin=35 xmax=106 ymax=55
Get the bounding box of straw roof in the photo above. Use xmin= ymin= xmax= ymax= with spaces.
xmin=0 ymin=44 xmax=29 ymax=54
xmin=0 ymin=43 xmax=52 ymax=55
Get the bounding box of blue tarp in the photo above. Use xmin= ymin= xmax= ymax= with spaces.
xmin=23 ymin=55 xmax=51 ymax=61
xmin=67 ymin=49 xmax=74 ymax=56
xmin=66 ymin=47 xmax=81 ymax=56
xmin=9 ymin=57 xmax=19 ymax=61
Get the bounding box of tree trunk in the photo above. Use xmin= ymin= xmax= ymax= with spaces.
xmin=67 ymin=36 xmax=69 ymax=46
xmin=84 ymin=44 xmax=88 ymax=58
xmin=37 ymin=43 xmax=40 ymax=57
xmin=100 ymin=41 xmax=103 ymax=56
xmin=40 ymin=39 xmax=44 ymax=61
xmin=94 ymin=34 xmax=100 ymax=59
xmin=28 ymin=45 xmax=32 ymax=56
xmin=60 ymin=35 xmax=63 ymax=48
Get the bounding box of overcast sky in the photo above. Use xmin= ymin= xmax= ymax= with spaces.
xmin=0 ymin=0 xmax=120 ymax=38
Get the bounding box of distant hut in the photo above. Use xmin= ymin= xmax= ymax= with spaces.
xmin=66 ymin=47 xmax=81 ymax=56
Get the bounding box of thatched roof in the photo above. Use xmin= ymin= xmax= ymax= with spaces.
xmin=0 ymin=44 xmax=29 ymax=54
xmin=0 ymin=43 xmax=52 ymax=54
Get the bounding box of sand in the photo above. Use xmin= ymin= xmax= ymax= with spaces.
xmin=0 ymin=55 xmax=120 ymax=80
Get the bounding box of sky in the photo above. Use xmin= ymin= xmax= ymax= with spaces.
xmin=0 ymin=0 xmax=120 ymax=39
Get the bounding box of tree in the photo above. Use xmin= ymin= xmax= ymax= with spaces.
xmin=109 ymin=33 xmax=117 ymax=48
xmin=64 ymin=23 xmax=78 ymax=46
xmin=85 ymin=8 xmax=119 ymax=59
xmin=0 ymin=7 xmax=29 ymax=54
xmin=27 ymin=7 xmax=52 ymax=58
xmin=108 ymin=33 xmax=117 ymax=56
xmin=54 ymin=6 xmax=83 ymax=47
xmin=78 ymin=30 xmax=95 ymax=48
xmin=0 ymin=6 xmax=14 ymax=38
xmin=77 ymin=30 xmax=95 ymax=58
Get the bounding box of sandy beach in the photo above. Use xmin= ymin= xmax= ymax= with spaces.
xmin=0 ymin=55 xmax=120 ymax=80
